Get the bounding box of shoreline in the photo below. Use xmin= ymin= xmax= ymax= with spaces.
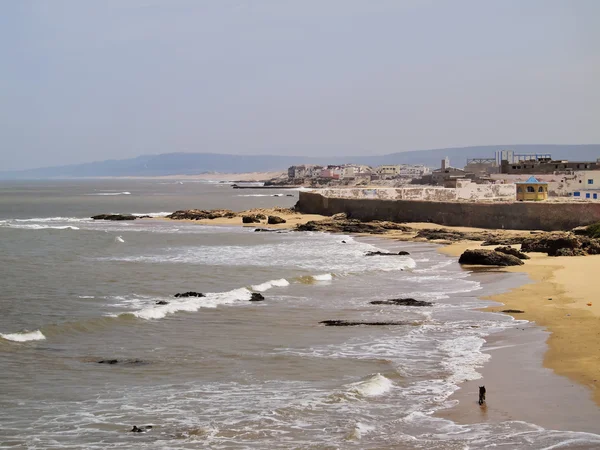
xmin=157 ymin=209 xmax=600 ymax=412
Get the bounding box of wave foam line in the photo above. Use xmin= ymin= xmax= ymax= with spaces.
xmin=128 ymin=288 xmax=253 ymax=320
xmin=251 ymin=278 xmax=290 ymax=292
xmin=87 ymin=192 xmax=131 ymax=196
xmin=7 ymin=224 xmax=80 ymax=230
xmin=1 ymin=330 xmax=46 ymax=342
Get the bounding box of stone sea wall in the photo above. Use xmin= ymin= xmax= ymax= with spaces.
xmin=317 ymin=184 xmax=516 ymax=202
xmin=297 ymin=191 xmax=600 ymax=231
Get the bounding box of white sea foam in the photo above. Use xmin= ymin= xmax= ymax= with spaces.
xmin=439 ymin=336 xmax=490 ymax=384
xmin=14 ymin=217 xmax=89 ymax=223
xmin=312 ymin=273 xmax=333 ymax=281
xmin=251 ymin=278 xmax=290 ymax=292
xmin=347 ymin=422 xmax=376 ymax=440
xmin=115 ymin=236 xmax=125 ymax=243
xmin=129 ymin=288 xmax=253 ymax=320
xmin=1 ymin=330 xmax=46 ymax=342
xmin=78 ymin=296 xmax=95 ymax=299
xmin=87 ymin=191 xmax=131 ymax=196
xmin=7 ymin=224 xmax=80 ymax=230
xmin=131 ymin=212 xmax=172 ymax=217
xmin=346 ymin=373 xmax=393 ymax=397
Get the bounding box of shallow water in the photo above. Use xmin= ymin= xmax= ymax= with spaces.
xmin=0 ymin=180 xmax=599 ymax=449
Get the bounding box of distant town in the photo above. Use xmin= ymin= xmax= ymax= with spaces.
xmin=283 ymin=149 xmax=600 ymax=202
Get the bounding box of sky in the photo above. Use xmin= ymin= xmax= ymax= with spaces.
xmin=1 ymin=0 xmax=598 ymax=170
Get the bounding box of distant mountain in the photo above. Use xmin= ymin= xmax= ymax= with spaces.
xmin=1 ymin=145 xmax=599 ymax=179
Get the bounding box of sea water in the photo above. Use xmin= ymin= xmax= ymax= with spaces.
xmin=0 ymin=179 xmax=599 ymax=449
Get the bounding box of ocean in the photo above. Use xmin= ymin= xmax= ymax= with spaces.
xmin=1 ymin=179 xmax=599 ymax=449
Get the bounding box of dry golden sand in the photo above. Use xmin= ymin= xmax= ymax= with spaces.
xmin=163 ymin=212 xmax=600 ymax=406
xmin=436 ymin=239 xmax=600 ymax=406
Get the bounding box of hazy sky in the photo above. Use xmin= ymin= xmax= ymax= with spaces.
xmin=1 ymin=0 xmax=598 ymax=170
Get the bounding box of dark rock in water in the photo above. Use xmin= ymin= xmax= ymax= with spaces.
xmin=494 ymin=246 xmax=530 ymax=260
xmin=341 ymin=240 xmax=347 ymax=244
xmin=286 ymin=194 xmax=294 ymax=197
xmin=370 ymin=298 xmax=432 ymax=307
xmin=267 ymin=215 xmax=286 ymax=225
xmin=131 ymin=426 xmax=153 ymax=433
xmin=174 ymin=292 xmax=205 ymax=298
xmin=137 ymin=215 xmax=152 ymax=219
xmin=296 ymin=219 xmax=411 ymax=235
xmin=320 ymin=320 xmax=414 ymax=326
xmin=91 ymin=214 xmax=137 ymax=221
xmin=365 ymin=251 xmax=411 ymax=256
xmin=249 ymin=293 xmax=265 ymax=302
xmin=501 ymin=309 xmax=525 ymax=313
xmin=167 ymin=209 xmax=236 ymax=220
xmin=156 ymin=300 xmax=169 ymax=305
xmin=97 ymin=359 xmax=148 ymax=366
xmin=458 ymin=249 xmax=524 ymax=266
xmin=254 ymin=228 xmax=277 ymax=232
xmin=242 ymin=215 xmax=261 ymax=224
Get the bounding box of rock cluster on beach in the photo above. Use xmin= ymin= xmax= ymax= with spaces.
xmin=167 ymin=209 xmax=237 ymax=220
xmin=520 ymin=232 xmax=600 ymax=257
xmin=365 ymin=250 xmax=410 ymax=256
xmin=296 ymin=219 xmax=411 ymax=234
xmin=458 ymin=249 xmax=524 ymax=266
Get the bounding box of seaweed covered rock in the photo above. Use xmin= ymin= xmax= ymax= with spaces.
xmin=458 ymin=249 xmax=524 ymax=266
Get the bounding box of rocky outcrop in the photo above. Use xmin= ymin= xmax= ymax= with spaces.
xmin=296 ymin=219 xmax=411 ymax=235
xmin=320 ymin=320 xmax=415 ymax=326
xmin=369 ymin=298 xmax=432 ymax=306
xmin=267 ymin=215 xmax=287 ymax=225
xmin=167 ymin=209 xmax=237 ymax=220
xmin=494 ymin=246 xmax=530 ymax=260
xmin=458 ymin=249 xmax=524 ymax=266
xmin=91 ymin=214 xmax=137 ymax=221
xmin=155 ymin=300 xmax=169 ymax=305
xmin=365 ymin=251 xmax=410 ymax=256
xmin=481 ymin=237 xmax=529 ymax=246
xmin=174 ymin=292 xmax=205 ymax=298
xmin=249 ymin=293 xmax=265 ymax=302
xmin=521 ymin=233 xmax=582 ymax=257
xmin=242 ymin=215 xmax=262 ymax=224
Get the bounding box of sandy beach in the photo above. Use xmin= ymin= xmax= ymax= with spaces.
xmin=161 ymin=210 xmax=600 ymax=414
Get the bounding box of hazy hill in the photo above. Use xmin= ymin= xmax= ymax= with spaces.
xmin=1 ymin=145 xmax=599 ymax=179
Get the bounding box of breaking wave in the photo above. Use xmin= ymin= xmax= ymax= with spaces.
xmin=346 ymin=373 xmax=394 ymax=397
xmin=1 ymin=330 xmax=46 ymax=342
xmin=251 ymin=278 xmax=290 ymax=292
